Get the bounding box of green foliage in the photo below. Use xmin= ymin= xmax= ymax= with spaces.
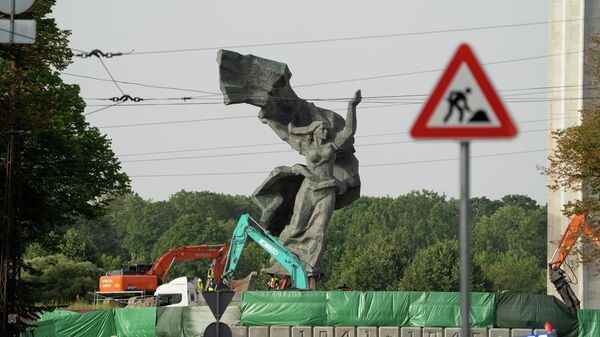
xmin=23 ymin=254 xmax=102 ymax=304
xmin=24 ymin=190 xmax=548 ymax=300
xmin=473 ymin=205 xmax=546 ymax=267
xmin=325 ymin=235 xmax=406 ymax=290
xmin=58 ymin=228 xmax=98 ymax=263
xmin=477 ymin=250 xmax=546 ymax=294
xmin=398 ymin=239 xmax=489 ymax=292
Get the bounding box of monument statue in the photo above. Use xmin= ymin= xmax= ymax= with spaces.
xmin=217 ymin=50 xmax=361 ymax=279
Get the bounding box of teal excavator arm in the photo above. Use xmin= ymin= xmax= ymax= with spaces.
xmin=222 ymin=214 xmax=309 ymax=289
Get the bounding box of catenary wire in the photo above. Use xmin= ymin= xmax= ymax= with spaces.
xmin=119 ymin=128 xmax=550 ymax=164
xmin=127 ymin=148 xmax=547 ymax=178
xmin=114 ymin=114 xmax=578 ymax=158
xmin=67 ymin=49 xmax=585 ymax=100
xmin=114 ymin=19 xmax=579 ymax=56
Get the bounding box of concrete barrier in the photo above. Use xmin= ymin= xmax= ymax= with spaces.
xmin=379 ymin=327 xmax=399 ymax=337
xmin=489 ymin=328 xmax=509 ymax=337
xmin=401 ymin=327 xmax=422 ymax=337
xmin=335 ymin=327 xmax=356 ymax=337
xmin=243 ymin=326 xmax=547 ymax=337
xmin=249 ymin=326 xmax=270 ymax=337
xmin=232 ymin=326 xmax=248 ymax=337
xmin=293 ymin=326 xmax=313 ymax=337
xmin=271 ymin=326 xmax=291 ymax=337
xmin=509 ymin=329 xmax=532 ymax=337
xmin=358 ymin=327 xmax=378 ymax=337
xmin=314 ymin=327 xmax=335 ymax=337
xmin=422 ymin=327 xmax=443 ymax=337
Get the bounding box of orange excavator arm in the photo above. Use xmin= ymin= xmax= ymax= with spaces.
xmin=147 ymin=244 xmax=229 ymax=285
xmin=549 ymin=214 xmax=595 ymax=269
xmin=548 ymin=213 xmax=600 ymax=308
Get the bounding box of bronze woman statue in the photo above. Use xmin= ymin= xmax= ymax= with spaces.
xmin=258 ymin=91 xmax=361 ymax=278
xmin=217 ymin=50 xmax=362 ymax=284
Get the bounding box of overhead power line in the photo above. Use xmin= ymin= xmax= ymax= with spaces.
xmin=81 ymin=82 xmax=600 ymax=103
xmin=87 ymin=95 xmax=593 ymax=130
xmin=97 ymin=115 xmax=255 ymax=128
xmin=295 ymin=51 xmax=583 ymax=88
xmin=60 ymin=72 xmax=219 ymax=95
xmin=84 ymin=93 xmax=598 ymax=109
xmin=113 ymin=19 xmax=577 ymax=56
xmin=68 ymin=48 xmax=585 ymax=110
xmin=128 ymin=148 xmax=547 ymax=178
xmin=119 ymin=128 xmax=549 ymax=164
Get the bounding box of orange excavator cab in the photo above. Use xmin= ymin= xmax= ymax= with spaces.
xmin=98 ymin=244 xmax=229 ymax=294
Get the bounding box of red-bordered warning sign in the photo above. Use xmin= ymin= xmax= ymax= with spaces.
xmin=410 ymin=44 xmax=517 ymax=139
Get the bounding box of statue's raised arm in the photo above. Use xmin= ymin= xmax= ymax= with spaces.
xmin=333 ymin=90 xmax=361 ymax=149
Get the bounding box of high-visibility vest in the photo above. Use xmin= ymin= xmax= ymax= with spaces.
xmin=207 ymin=267 xmax=215 ymax=279
xmin=268 ymin=275 xmax=279 ymax=288
xmin=197 ymin=280 xmax=203 ymax=292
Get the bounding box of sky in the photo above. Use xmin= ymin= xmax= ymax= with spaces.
xmin=51 ymin=1 xmax=551 ymax=204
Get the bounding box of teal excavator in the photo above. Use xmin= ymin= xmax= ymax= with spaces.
xmin=221 ymin=214 xmax=309 ymax=290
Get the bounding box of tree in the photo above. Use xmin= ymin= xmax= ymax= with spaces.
xmin=478 ymin=250 xmax=546 ymax=294
xmin=545 ymin=34 xmax=600 ymax=266
xmin=58 ymin=228 xmax=98 ymax=263
xmin=0 ymin=4 xmax=130 ymax=241
xmin=22 ymin=255 xmax=102 ymax=304
xmin=472 ymin=205 xmax=546 ymax=267
xmin=324 ymin=235 xmax=406 ymax=290
xmin=398 ymin=239 xmax=489 ymax=292
xmin=0 ymin=1 xmax=129 ymax=329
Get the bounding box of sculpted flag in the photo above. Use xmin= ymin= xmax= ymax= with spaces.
xmin=218 ymin=50 xmax=360 ymax=276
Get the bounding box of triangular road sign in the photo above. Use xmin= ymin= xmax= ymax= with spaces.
xmin=202 ymin=290 xmax=235 ymax=320
xmin=411 ymin=44 xmax=517 ymax=139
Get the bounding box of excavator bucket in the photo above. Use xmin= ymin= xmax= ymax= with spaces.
xmin=228 ymin=272 xmax=258 ymax=293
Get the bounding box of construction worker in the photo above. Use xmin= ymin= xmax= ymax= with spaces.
xmin=268 ymin=274 xmax=280 ymax=289
xmin=196 ymin=277 xmax=204 ymax=292
xmin=206 ymin=266 xmax=215 ymax=291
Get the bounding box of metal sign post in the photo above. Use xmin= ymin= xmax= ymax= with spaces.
xmin=411 ymin=44 xmax=518 ymax=337
xmin=9 ymin=0 xmax=14 ymax=44
xmin=459 ymin=141 xmax=471 ymax=337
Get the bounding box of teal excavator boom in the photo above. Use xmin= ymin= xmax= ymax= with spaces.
xmin=222 ymin=214 xmax=309 ymax=290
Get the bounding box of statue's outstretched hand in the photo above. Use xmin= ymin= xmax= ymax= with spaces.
xmin=258 ymin=109 xmax=268 ymax=124
xmin=349 ymin=90 xmax=362 ymax=107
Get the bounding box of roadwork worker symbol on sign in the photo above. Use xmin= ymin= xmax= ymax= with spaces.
xmin=444 ymin=87 xmax=489 ymax=124
xmin=411 ymin=44 xmax=516 ymax=138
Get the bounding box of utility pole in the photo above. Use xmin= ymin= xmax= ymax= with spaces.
xmin=0 ymin=0 xmax=34 ymax=335
xmin=1 ymin=131 xmax=19 ymax=337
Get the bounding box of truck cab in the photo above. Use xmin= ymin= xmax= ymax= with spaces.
xmin=154 ymin=276 xmax=200 ymax=307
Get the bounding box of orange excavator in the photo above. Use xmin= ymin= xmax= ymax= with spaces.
xmin=548 ymin=213 xmax=600 ymax=308
xmin=98 ymin=244 xmax=229 ymax=293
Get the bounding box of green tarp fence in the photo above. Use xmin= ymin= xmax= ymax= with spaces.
xmin=26 ymin=292 xmax=589 ymax=337
xmin=156 ymin=304 xmax=242 ymax=337
xmin=241 ymin=291 xmax=495 ymax=327
xmin=242 ymin=292 xmax=327 ymax=326
xmin=115 ymin=308 xmax=157 ymax=337
xmin=54 ymin=309 xmax=116 ymax=337
xmin=29 ymin=308 xmax=156 ymax=337
xmin=495 ymin=292 xmax=578 ymax=337
xmin=577 ymin=310 xmax=600 ymax=337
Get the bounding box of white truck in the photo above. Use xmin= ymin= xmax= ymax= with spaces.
xmin=154 ymin=276 xmax=202 ymax=307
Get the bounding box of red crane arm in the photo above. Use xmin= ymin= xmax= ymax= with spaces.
xmin=549 ymin=214 xmax=600 ymax=270
xmin=147 ymin=244 xmax=229 ymax=282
